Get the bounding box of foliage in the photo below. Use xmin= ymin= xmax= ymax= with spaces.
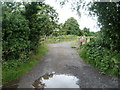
xmin=82 ymin=27 xmax=95 ymax=36
xmin=2 ymin=1 xmax=58 ymax=83
xmin=79 ymin=38 xmax=120 ymax=76
xmin=62 ymin=17 xmax=82 ymax=36
xmin=2 ymin=2 xmax=58 ymax=61
xmin=2 ymin=7 xmax=30 ymax=61
xmin=23 ymin=2 xmax=59 ymax=51
xmin=79 ymin=2 xmax=120 ymax=76
xmin=80 ymin=2 xmax=120 ymax=76
xmin=89 ymin=2 xmax=120 ymax=51
xmin=2 ymin=43 xmax=48 ymax=83
xmin=52 ymin=23 xmax=64 ymax=36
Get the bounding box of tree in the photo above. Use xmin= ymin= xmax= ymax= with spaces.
xmin=23 ymin=2 xmax=59 ymax=51
xmin=2 ymin=1 xmax=59 ymax=61
xmin=82 ymin=27 xmax=95 ymax=36
xmin=58 ymin=1 xmax=120 ymax=50
xmin=82 ymin=27 xmax=90 ymax=36
xmin=2 ymin=2 xmax=30 ymax=61
xmin=89 ymin=2 xmax=120 ymax=50
xmin=62 ymin=17 xmax=82 ymax=36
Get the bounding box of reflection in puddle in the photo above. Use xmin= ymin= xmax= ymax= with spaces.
xmin=32 ymin=73 xmax=79 ymax=88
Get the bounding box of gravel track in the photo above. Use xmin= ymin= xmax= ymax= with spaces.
xmin=17 ymin=41 xmax=118 ymax=88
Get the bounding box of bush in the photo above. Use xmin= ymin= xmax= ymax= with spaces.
xmin=2 ymin=13 xmax=30 ymax=61
xmin=79 ymin=38 xmax=120 ymax=76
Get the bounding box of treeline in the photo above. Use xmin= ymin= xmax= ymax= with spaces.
xmin=2 ymin=2 xmax=58 ymax=62
xmin=80 ymin=2 xmax=120 ymax=76
xmin=61 ymin=17 xmax=82 ymax=36
xmin=56 ymin=17 xmax=94 ymax=37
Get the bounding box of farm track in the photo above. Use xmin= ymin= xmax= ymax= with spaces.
xmin=7 ymin=41 xmax=118 ymax=88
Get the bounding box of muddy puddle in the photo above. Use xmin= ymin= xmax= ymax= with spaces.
xmin=32 ymin=72 xmax=80 ymax=88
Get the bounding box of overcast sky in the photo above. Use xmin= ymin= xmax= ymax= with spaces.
xmin=45 ymin=0 xmax=100 ymax=32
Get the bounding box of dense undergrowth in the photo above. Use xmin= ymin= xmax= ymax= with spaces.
xmin=79 ymin=38 xmax=120 ymax=76
xmin=2 ymin=43 xmax=48 ymax=84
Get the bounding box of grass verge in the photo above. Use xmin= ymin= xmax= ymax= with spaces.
xmin=2 ymin=43 xmax=48 ymax=84
xmin=45 ymin=35 xmax=78 ymax=44
xmin=71 ymin=39 xmax=79 ymax=48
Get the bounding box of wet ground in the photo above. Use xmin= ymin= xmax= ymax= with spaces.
xmin=32 ymin=72 xmax=79 ymax=88
xmin=3 ymin=41 xmax=119 ymax=88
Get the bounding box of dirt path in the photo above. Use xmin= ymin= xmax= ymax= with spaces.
xmin=18 ymin=41 xmax=118 ymax=88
